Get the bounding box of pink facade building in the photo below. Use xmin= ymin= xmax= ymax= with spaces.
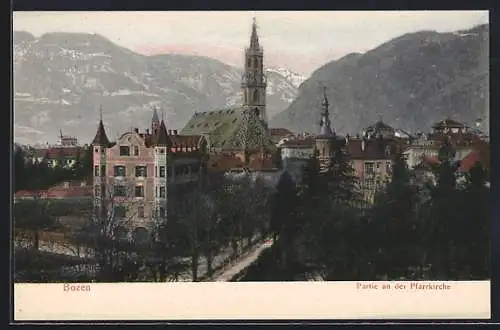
xmin=91 ymin=109 xmax=207 ymax=242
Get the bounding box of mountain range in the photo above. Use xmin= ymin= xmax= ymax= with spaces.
xmin=13 ymin=31 xmax=306 ymax=145
xmin=270 ymin=24 xmax=489 ymax=135
xmin=14 ymin=24 xmax=489 ymax=145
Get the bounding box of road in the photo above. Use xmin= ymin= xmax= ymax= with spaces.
xmin=210 ymin=238 xmax=274 ymax=282
xmin=15 ymin=234 xmax=270 ymax=282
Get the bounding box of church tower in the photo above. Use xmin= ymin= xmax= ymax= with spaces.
xmin=242 ymin=17 xmax=267 ymax=126
xmin=315 ymin=87 xmax=336 ymax=173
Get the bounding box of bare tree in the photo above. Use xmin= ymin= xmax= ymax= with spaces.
xmin=69 ymin=181 xmax=147 ymax=282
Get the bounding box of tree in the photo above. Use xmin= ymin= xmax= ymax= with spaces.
xmin=14 ymin=146 xmax=27 ymax=192
xmin=299 ymin=145 xmax=364 ymax=280
xmin=426 ymin=141 xmax=460 ymax=279
xmin=270 ymin=171 xmax=299 ymax=268
xmin=73 ymin=183 xmax=146 ymax=282
xmin=455 ymin=162 xmax=490 ymax=279
xmin=370 ymin=149 xmax=421 ymax=278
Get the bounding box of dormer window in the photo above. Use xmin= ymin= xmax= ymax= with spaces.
xmin=119 ymin=146 xmax=130 ymax=156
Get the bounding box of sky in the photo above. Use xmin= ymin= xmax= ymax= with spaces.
xmin=13 ymin=11 xmax=488 ymax=76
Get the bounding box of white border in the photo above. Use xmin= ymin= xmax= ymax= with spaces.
xmin=14 ymin=281 xmax=490 ymax=320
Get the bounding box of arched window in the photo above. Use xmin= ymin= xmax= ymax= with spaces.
xmin=253 ymin=89 xmax=259 ymax=104
xmin=247 ymin=58 xmax=252 ymax=68
xmin=253 ymin=57 xmax=259 ymax=68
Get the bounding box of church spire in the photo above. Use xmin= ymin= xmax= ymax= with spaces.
xmin=249 ymin=17 xmax=260 ymax=50
xmin=319 ymin=86 xmax=333 ymax=136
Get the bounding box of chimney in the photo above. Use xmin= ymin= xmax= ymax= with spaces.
xmin=173 ymin=130 xmax=178 ymax=135
xmin=168 ymin=129 xmax=172 ymax=135
xmin=361 ymin=139 xmax=366 ymax=152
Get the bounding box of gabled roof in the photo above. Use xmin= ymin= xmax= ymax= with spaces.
xmin=153 ymin=120 xmax=170 ymax=147
xmin=15 ymin=179 xmax=93 ymax=199
xmin=181 ymin=107 xmax=275 ymax=152
xmin=432 ymin=118 xmax=466 ymax=129
xmin=458 ymin=150 xmax=480 ymax=173
xmin=92 ymin=120 xmax=110 ymax=146
xmin=269 ymin=128 xmax=294 ymax=137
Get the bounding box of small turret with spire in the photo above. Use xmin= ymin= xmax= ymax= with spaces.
xmin=319 ymin=86 xmax=334 ymax=137
xmin=151 ymin=107 xmax=160 ymax=135
xmin=92 ymin=105 xmax=110 ymax=146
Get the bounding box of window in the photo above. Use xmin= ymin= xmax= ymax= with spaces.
xmin=386 ymin=161 xmax=392 ymax=174
xmin=364 ymin=162 xmax=375 ymax=175
xmin=247 ymin=58 xmax=252 ymax=68
xmin=114 ymin=165 xmax=126 ymax=177
xmin=160 ymin=148 xmax=165 ymax=154
xmin=253 ymin=90 xmax=259 ymax=104
xmin=114 ymin=206 xmax=126 ymax=219
xmin=94 ymin=165 xmax=99 ymax=176
xmin=376 ymin=162 xmax=381 ymax=169
xmin=94 ymin=148 xmax=99 ymax=153
xmin=135 ymin=166 xmax=147 ymax=177
xmin=94 ymin=185 xmax=101 ymax=197
xmin=135 ymin=185 xmax=144 ymax=197
xmin=159 ymin=166 xmax=166 ymax=178
xmin=137 ymin=206 xmax=145 ymax=218
xmin=385 ymin=146 xmax=391 ymax=157
xmin=114 ymin=185 xmax=127 ymax=197
xmin=155 ymin=166 xmax=158 ymax=177
xmin=159 ymin=207 xmax=166 ymax=218
xmin=159 ymin=186 xmax=166 ymax=198
xmin=119 ymin=146 xmax=130 ymax=156
xmin=364 ymin=179 xmax=375 ymax=189
xmin=100 ymin=165 xmax=106 ymax=177
xmin=134 ymin=146 xmax=139 ymax=156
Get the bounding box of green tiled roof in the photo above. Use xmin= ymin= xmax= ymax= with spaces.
xmin=180 ymin=107 xmax=276 ymax=152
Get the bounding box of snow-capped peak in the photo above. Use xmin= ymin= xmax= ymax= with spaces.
xmin=266 ymin=67 xmax=307 ymax=88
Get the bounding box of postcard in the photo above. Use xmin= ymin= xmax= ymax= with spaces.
xmin=13 ymin=10 xmax=490 ymax=321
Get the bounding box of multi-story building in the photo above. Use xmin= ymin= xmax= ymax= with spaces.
xmin=91 ymin=109 xmax=207 ymax=242
xmin=24 ymin=131 xmax=87 ymax=168
xmin=404 ymin=118 xmax=482 ymax=169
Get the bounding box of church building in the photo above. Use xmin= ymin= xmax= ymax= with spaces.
xmin=180 ymin=18 xmax=278 ymax=173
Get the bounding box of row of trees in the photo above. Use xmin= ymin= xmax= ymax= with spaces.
xmin=256 ymin=141 xmax=490 ymax=281
xmin=14 ymin=173 xmax=276 ymax=283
